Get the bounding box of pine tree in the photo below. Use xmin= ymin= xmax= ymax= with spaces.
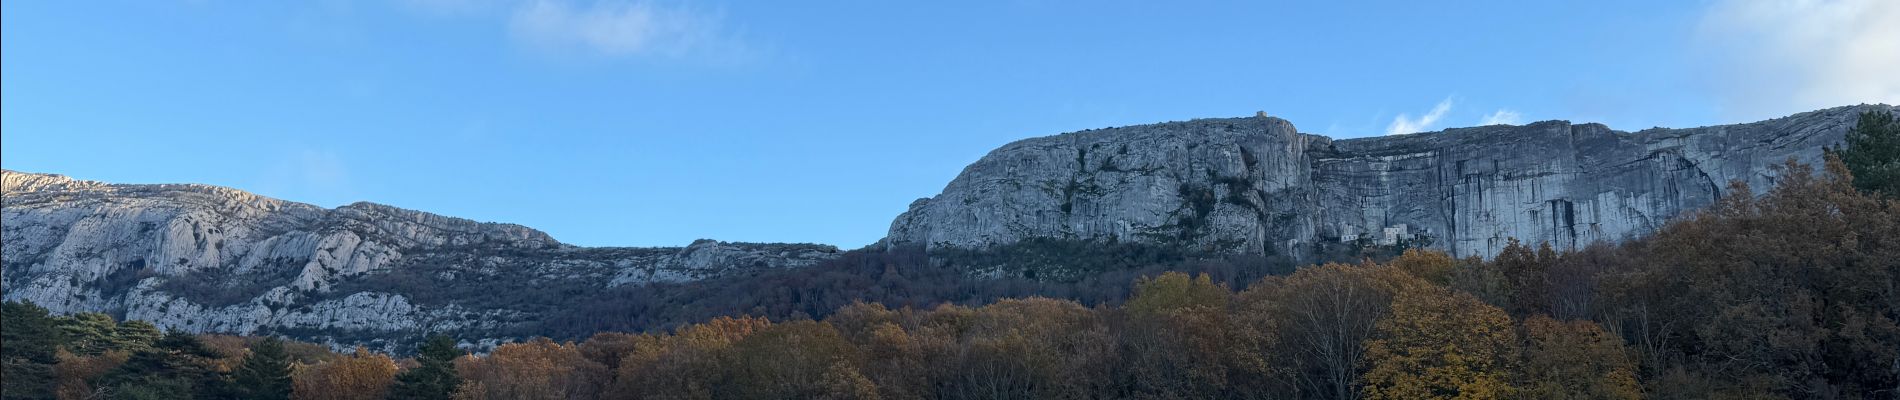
xmin=113 ymin=321 xmax=165 ymax=353
xmin=56 ymin=313 xmax=162 ymax=356
xmin=59 ymin=312 xmax=127 ymax=356
xmin=2 ymin=301 xmax=67 ymax=400
xmin=1840 ymin=110 xmax=1900 ymax=197
xmin=97 ymin=330 xmax=226 ymax=400
xmin=230 ymin=337 xmax=294 ymax=400
xmin=389 ymin=335 xmax=464 ymax=400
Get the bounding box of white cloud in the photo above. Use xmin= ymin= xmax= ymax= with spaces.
xmin=508 ymin=0 xmax=746 ymax=61
xmin=1386 ymin=97 xmax=1454 ymax=135
xmin=1480 ymin=109 xmax=1522 ymax=126
xmin=1699 ymin=0 xmax=1900 ymax=119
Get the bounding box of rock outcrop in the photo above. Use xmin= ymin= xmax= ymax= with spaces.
xmin=886 ymin=104 xmax=1895 ymax=259
xmin=7 ymin=104 xmax=1888 ymax=350
xmin=1 ymin=171 xmax=838 ymax=350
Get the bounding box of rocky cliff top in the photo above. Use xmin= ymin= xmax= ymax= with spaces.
xmin=2 ymin=170 xmax=838 ymax=351
xmin=887 ymin=104 xmax=1893 ymax=259
xmin=3 ymin=170 xmax=558 ymax=248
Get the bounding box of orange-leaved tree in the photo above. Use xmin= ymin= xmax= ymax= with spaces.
xmin=1360 ymin=285 xmax=1518 ymax=400
xmin=1517 ymin=316 xmax=1640 ymax=400
xmin=292 ymin=347 xmax=398 ymax=400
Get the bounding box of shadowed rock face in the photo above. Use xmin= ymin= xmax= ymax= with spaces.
xmin=886 ymin=104 xmax=1894 ymax=259
xmin=1 ymin=172 xmax=837 ymax=350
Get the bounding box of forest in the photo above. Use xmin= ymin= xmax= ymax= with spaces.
xmin=2 ymin=112 xmax=1898 ymax=399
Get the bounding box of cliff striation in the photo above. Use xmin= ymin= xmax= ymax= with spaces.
xmin=886 ymin=105 xmax=1896 ymax=258
xmin=0 ymin=171 xmax=837 ymax=350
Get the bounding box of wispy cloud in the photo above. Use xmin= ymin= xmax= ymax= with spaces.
xmin=1386 ymin=97 xmax=1454 ymax=135
xmin=1698 ymin=0 xmax=1900 ymax=119
xmin=1480 ymin=109 xmax=1522 ymax=126
xmin=507 ymin=0 xmax=748 ymax=62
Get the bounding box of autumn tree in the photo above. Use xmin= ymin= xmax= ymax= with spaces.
xmin=915 ymin=298 xmax=1106 ymax=399
xmin=1241 ymin=263 xmax=1403 ymax=400
xmin=1492 ymin=239 xmax=1551 ymax=315
xmin=1541 ymin=243 xmax=1625 ymax=321
xmin=1598 ymin=158 xmax=1900 ymax=397
xmin=1123 ymin=272 xmax=1229 ymax=315
xmin=827 ymin=302 xmax=956 ymax=400
xmin=390 ymin=335 xmax=464 ymax=400
xmin=1517 ymin=316 xmax=1640 ymax=400
xmin=586 ymin=335 xmax=665 ymax=400
xmin=1449 ymin=251 xmax=1506 ymax=312
xmin=860 ymin=321 xmax=932 ymax=400
xmin=453 ymin=338 xmax=609 ymax=400
xmin=817 ymin=362 xmax=882 ymax=400
xmin=723 ymin=320 xmax=873 ymax=400
xmin=827 ymin=302 xmax=904 ymax=346
xmin=1360 ymin=286 xmax=1519 ymax=400
xmin=606 ymin=316 xmax=771 ymax=400
xmin=291 ymin=347 xmax=398 ymax=400
xmin=1119 ymin=272 xmax=1273 ymax=398
xmin=577 ymin=332 xmax=659 ymax=376
xmin=1388 ymin=249 xmax=1456 ymax=286
xmin=53 ymin=347 xmax=131 ymax=400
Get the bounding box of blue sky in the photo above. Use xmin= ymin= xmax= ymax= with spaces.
xmin=4 ymin=1 xmax=1897 ymax=248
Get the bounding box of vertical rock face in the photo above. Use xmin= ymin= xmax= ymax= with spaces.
xmin=887 ymin=104 xmax=1892 ymax=258
xmin=886 ymin=116 xmax=1321 ymax=255
xmin=1 ymin=172 xmax=838 ymax=349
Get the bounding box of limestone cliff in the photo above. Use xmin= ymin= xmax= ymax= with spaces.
xmin=6 ymin=104 xmax=1887 ymax=349
xmin=0 ymin=171 xmax=837 ymax=350
xmin=886 ymin=104 xmax=1895 ymax=258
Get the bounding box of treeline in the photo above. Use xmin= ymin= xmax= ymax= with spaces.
xmin=306 ymin=183 xmax=1402 ymax=342
xmin=529 ymin=238 xmax=1306 ymax=340
xmin=1 ymin=302 xmax=350 ymax=399
xmin=350 ymin=209 xmax=1399 ymax=342
xmin=320 ymin=234 xmax=1308 ymax=343
xmin=6 ymin=157 xmax=1898 ymax=399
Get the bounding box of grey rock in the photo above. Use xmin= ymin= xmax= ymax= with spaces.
xmin=6 ymin=104 xmax=1887 ymax=350
xmin=1 ymin=172 xmax=838 ymax=349
xmin=886 ymin=104 xmax=1895 ymax=259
